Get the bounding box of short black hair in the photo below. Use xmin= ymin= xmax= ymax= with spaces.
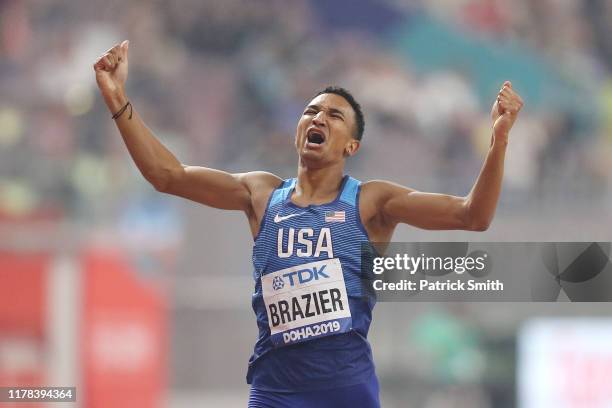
xmin=314 ymin=86 xmax=365 ymax=141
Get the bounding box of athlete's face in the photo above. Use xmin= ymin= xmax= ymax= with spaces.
xmin=295 ymin=93 xmax=360 ymax=166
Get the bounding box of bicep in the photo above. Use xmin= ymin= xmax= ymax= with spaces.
xmin=379 ymin=183 xmax=470 ymax=230
xmin=161 ymin=166 xmax=267 ymax=211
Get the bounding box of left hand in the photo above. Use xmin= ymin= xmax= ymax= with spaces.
xmin=491 ymin=81 xmax=523 ymax=141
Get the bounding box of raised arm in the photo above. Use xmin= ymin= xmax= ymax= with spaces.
xmin=93 ymin=41 xmax=281 ymax=216
xmin=363 ymin=81 xmax=523 ymax=234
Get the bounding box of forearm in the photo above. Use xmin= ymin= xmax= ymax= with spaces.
xmin=464 ymin=134 xmax=508 ymax=229
xmin=103 ymin=89 xmax=182 ymax=190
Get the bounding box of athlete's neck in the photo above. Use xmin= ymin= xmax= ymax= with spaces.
xmin=293 ymin=163 xmax=344 ymax=205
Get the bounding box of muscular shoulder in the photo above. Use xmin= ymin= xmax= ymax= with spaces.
xmin=236 ymin=171 xmax=283 ymax=218
xmin=360 ymin=180 xmax=416 ymax=232
xmin=361 ymin=180 xmax=415 ymax=207
xmin=237 ymin=171 xmax=283 ymax=194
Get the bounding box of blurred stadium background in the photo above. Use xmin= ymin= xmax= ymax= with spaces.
xmin=1 ymin=0 xmax=612 ymax=407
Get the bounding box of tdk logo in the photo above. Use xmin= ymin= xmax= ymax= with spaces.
xmin=282 ymin=265 xmax=329 ymax=287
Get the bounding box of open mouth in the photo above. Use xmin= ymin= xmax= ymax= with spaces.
xmin=306 ymin=129 xmax=325 ymax=145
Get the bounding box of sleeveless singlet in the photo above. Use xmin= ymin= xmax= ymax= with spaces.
xmin=247 ymin=175 xmax=378 ymax=392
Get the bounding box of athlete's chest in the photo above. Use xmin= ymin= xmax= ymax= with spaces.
xmin=265 ymin=205 xmax=356 ymax=260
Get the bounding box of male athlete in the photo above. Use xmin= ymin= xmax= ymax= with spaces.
xmin=94 ymin=41 xmax=523 ymax=407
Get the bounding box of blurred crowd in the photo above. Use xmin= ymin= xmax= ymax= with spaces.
xmin=0 ymin=0 xmax=611 ymax=227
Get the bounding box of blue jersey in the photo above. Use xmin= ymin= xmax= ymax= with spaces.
xmin=247 ymin=175 xmax=377 ymax=392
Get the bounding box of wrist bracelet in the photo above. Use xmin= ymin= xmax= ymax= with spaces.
xmin=112 ymin=101 xmax=132 ymax=120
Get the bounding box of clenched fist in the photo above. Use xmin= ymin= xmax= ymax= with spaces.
xmin=491 ymin=81 xmax=523 ymax=142
xmin=93 ymin=40 xmax=129 ymax=106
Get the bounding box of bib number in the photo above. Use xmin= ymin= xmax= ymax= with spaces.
xmin=261 ymin=258 xmax=352 ymax=347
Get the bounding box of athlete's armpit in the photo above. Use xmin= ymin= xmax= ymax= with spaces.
xmin=238 ymin=171 xmax=284 ymax=237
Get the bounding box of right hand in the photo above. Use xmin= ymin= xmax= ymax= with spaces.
xmin=93 ymin=40 xmax=129 ymax=98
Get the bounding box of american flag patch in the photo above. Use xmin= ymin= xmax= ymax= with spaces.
xmin=325 ymin=211 xmax=345 ymax=223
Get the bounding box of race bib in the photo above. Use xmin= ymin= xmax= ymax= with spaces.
xmin=262 ymin=258 xmax=352 ymax=347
